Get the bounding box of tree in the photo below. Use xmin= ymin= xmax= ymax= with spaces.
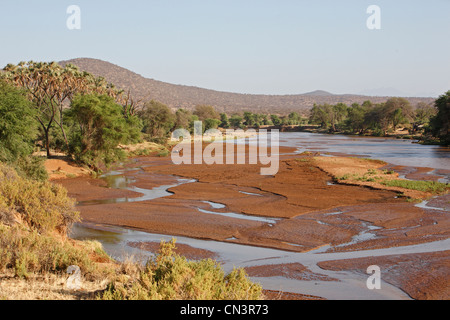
xmin=270 ymin=114 xmax=282 ymax=126
xmin=413 ymin=102 xmax=436 ymax=132
xmin=430 ymin=90 xmax=450 ymax=144
xmin=66 ymin=94 xmax=142 ymax=170
xmin=219 ymin=113 xmax=229 ymax=128
xmin=204 ymin=118 xmax=222 ymax=132
xmin=0 ymin=80 xmax=37 ymax=163
xmin=2 ymin=61 xmax=128 ymax=157
xmin=229 ymin=115 xmax=243 ymax=128
xmin=309 ymin=104 xmax=331 ymax=128
xmin=174 ymin=108 xmax=192 ymax=130
xmin=139 ymin=100 xmax=175 ymax=141
xmin=330 ymin=103 xmax=348 ymax=132
xmin=383 ymin=97 xmax=413 ymax=130
xmin=193 ymin=105 xmax=219 ymax=121
xmin=243 ymin=112 xmax=254 ymax=127
xmin=288 ymin=112 xmax=300 ymax=125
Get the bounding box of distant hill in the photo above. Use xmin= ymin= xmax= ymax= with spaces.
xmin=59 ymin=58 xmax=435 ymax=115
xmin=303 ymin=90 xmax=334 ymax=96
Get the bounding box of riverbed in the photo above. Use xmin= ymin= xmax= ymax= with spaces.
xmin=67 ymin=132 xmax=450 ymax=300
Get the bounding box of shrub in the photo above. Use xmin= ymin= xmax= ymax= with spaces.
xmin=379 ymin=179 xmax=449 ymax=194
xmin=0 ymin=163 xmax=79 ymax=234
xmin=0 ymin=224 xmax=111 ymax=279
xmin=99 ymin=239 xmax=264 ymax=300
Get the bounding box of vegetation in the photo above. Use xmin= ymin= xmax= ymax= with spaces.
xmin=99 ymin=239 xmax=263 ymax=300
xmin=308 ymin=97 xmax=447 ymax=142
xmin=66 ymin=94 xmax=142 ymax=170
xmin=429 ymin=91 xmax=450 ymax=145
xmin=379 ymin=179 xmax=449 ymax=194
xmin=0 ymin=163 xmax=79 ymax=234
xmin=1 ymin=61 xmax=141 ymax=170
xmin=0 ymin=163 xmax=263 ymax=299
xmin=0 ymin=163 xmax=106 ymax=279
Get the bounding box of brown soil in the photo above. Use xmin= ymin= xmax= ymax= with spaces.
xmin=44 ymin=158 xmax=90 ymax=181
xmin=57 ymin=146 xmax=449 ymax=253
xmin=317 ymin=251 xmax=450 ymax=300
xmin=54 ymin=144 xmax=449 ymax=300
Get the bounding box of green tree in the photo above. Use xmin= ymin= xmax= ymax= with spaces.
xmin=229 ymin=115 xmax=243 ymax=128
xmin=430 ymin=91 xmax=450 ymax=144
xmin=66 ymin=94 xmax=142 ymax=170
xmin=413 ymin=102 xmax=436 ymax=132
xmin=2 ymin=61 xmax=129 ymax=157
xmin=243 ymin=112 xmax=252 ymax=127
xmin=174 ymin=108 xmax=192 ymax=130
xmin=383 ymin=97 xmax=413 ymax=130
xmin=270 ymin=114 xmax=282 ymax=126
xmin=219 ymin=113 xmax=229 ymax=128
xmin=139 ymin=100 xmax=175 ymax=141
xmin=0 ymin=80 xmax=37 ymax=163
xmin=330 ymin=103 xmax=348 ymax=132
xmin=288 ymin=112 xmax=301 ymax=125
xmin=204 ymin=118 xmax=222 ymax=132
xmin=363 ymin=103 xmax=390 ymax=136
xmin=309 ymin=104 xmax=331 ymax=128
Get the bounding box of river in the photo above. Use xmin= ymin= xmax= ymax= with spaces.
xmin=69 ymin=132 xmax=449 ymax=300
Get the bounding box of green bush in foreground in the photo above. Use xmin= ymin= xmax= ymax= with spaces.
xmin=99 ymin=239 xmax=264 ymax=300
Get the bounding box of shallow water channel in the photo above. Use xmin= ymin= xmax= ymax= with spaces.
xmin=69 ymin=133 xmax=450 ymax=299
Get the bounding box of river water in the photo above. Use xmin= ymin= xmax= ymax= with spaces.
xmin=69 ymin=132 xmax=449 ymax=299
xmin=275 ymin=132 xmax=450 ymax=171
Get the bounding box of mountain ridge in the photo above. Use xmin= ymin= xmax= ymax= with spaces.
xmin=58 ymin=58 xmax=435 ymax=114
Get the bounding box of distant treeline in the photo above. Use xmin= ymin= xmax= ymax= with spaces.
xmin=308 ymin=96 xmax=449 ymax=144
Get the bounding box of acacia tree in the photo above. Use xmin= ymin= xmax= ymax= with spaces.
xmin=383 ymin=97 xmax=413 ymax=130
xmin=2 ymin=61 xmax=133 ymax=157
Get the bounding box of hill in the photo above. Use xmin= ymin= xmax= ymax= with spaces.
xmin=59 ymin=58 xmax=434 ymax=115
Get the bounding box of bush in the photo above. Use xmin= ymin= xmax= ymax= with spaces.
xmin=0 ymin=224 xmax=111 ymax=279
xmin=0 ymin=163 xmax=79 ymax=234
xmin=99 ymin=239 xmax=264 ymax=300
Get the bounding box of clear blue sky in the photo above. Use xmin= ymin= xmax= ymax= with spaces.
xmin=1 ymin=0 xmax=449 ymax=97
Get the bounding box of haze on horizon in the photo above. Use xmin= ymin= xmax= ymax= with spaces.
xmin=0 ymin=0 xmax=449 ymax=98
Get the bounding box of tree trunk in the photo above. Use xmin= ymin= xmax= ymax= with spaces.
xmin=45 ymin=128 xmax=51 ymax=158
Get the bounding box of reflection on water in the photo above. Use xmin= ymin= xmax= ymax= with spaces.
xmin=76 ymin=171 xmax=196 ymax=206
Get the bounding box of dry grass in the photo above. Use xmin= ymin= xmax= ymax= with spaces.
xmin=0 ymin=270 xmax=109 ymax=300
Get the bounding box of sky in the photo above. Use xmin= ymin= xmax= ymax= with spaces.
xmin=0 ymin=0 xmax=449 ymax=97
